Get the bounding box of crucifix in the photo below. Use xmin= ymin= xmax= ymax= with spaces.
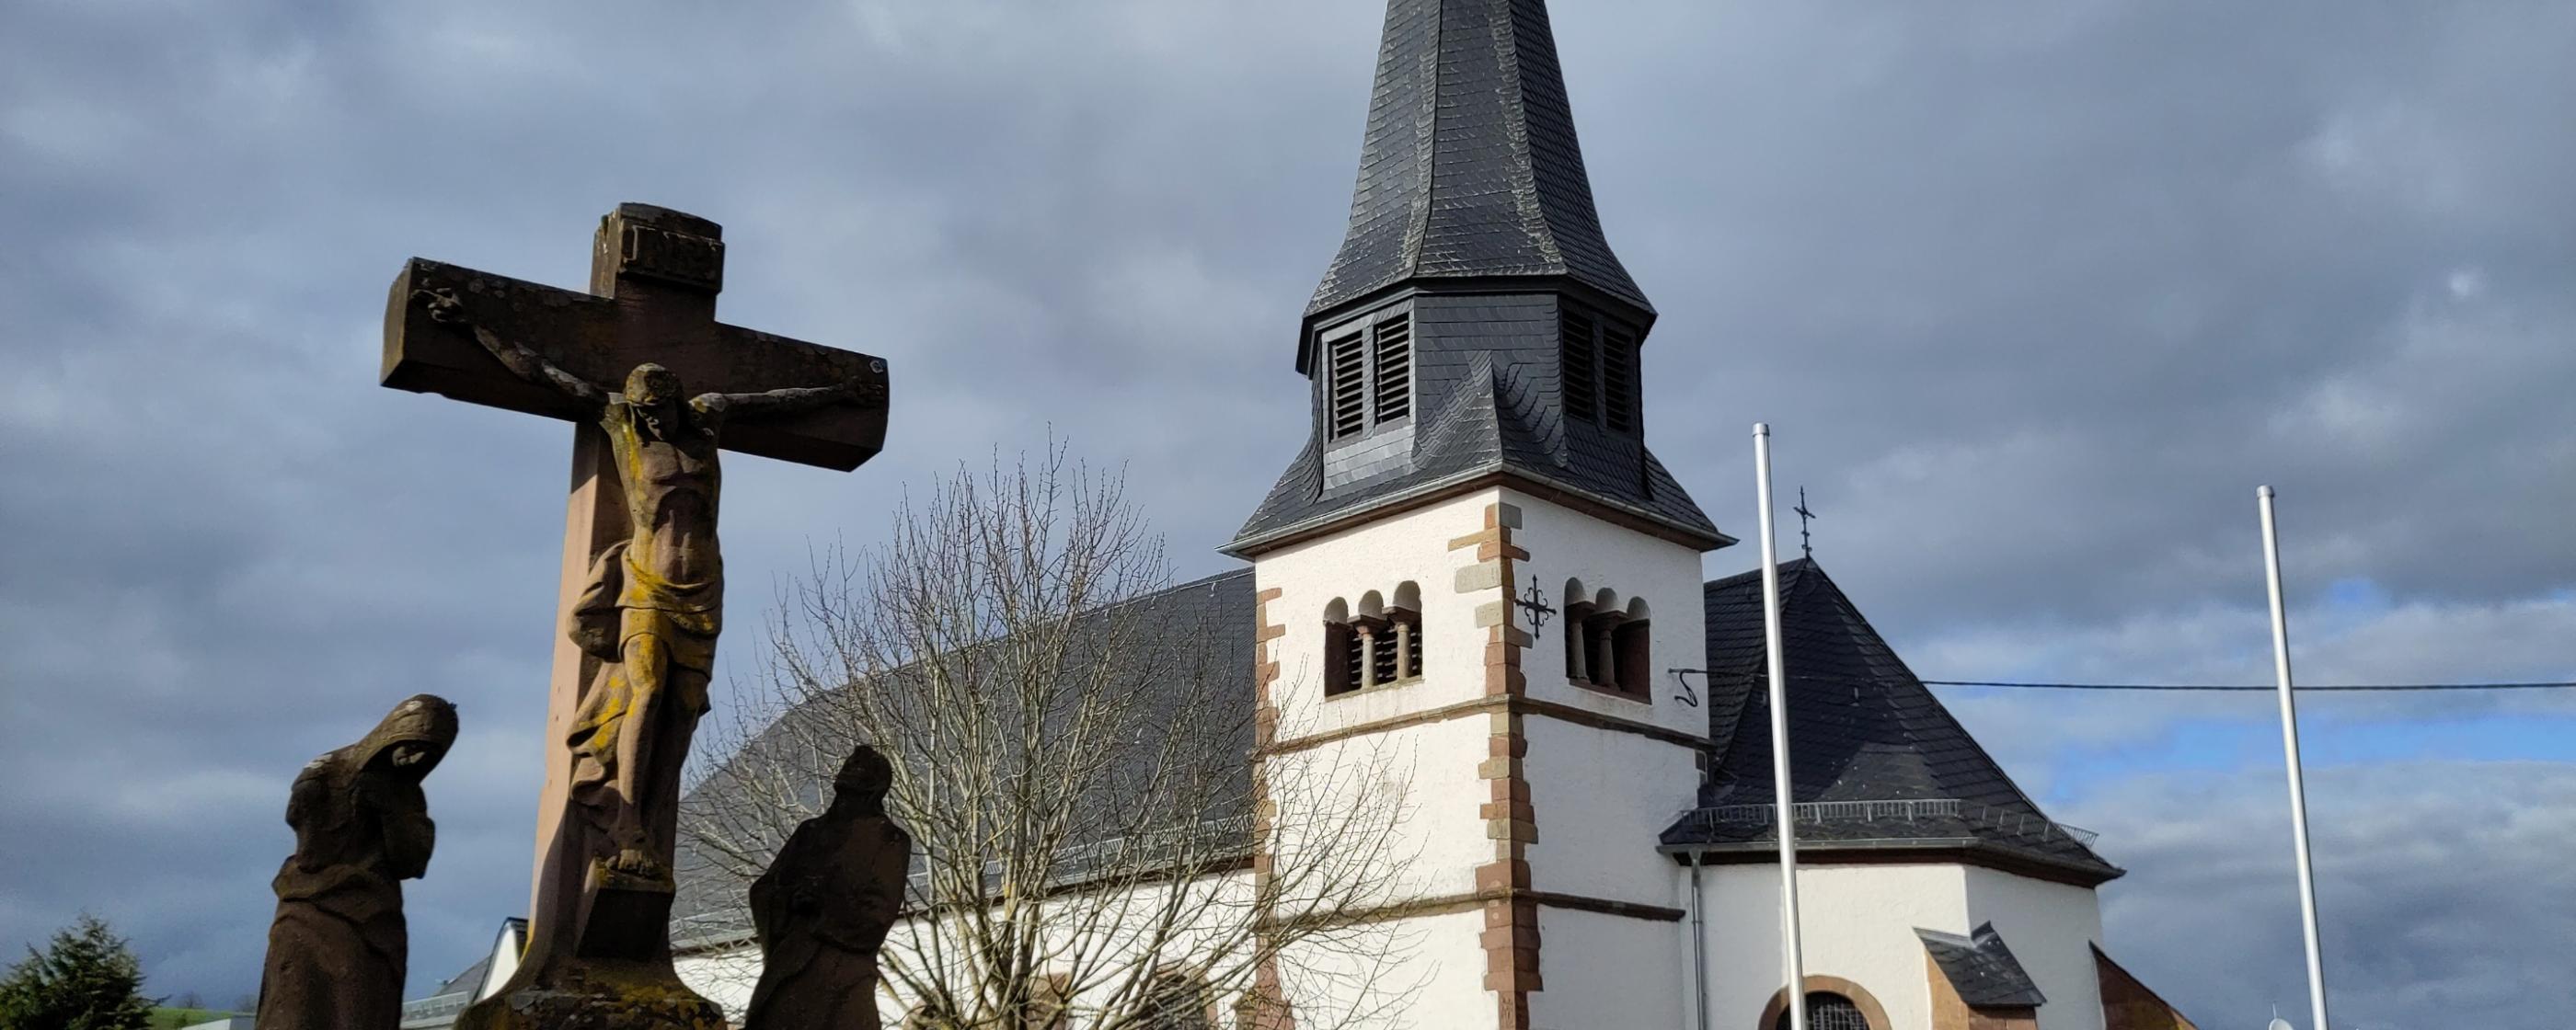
xmin=382 ymin=203 xmax=889 ymax=1026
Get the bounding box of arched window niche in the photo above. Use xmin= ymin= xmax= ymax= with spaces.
xmin=1563 ymin=583 xmax=1651 ymax=701
xmin=1321 ymin=585 xmax=1423 ymax=701
xmin=1322 ymin=598 xmax=1357 ymax=697
xmin=1756 ymin=976 xmax=1891 ymax=1030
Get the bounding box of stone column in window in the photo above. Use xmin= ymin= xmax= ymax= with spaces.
xmin=1564 ymin=605 xmax=1592 ymax=683
xmin=1356 ymin=624 xmax=1380 ymax=690
xmin=1391 ymin=615 xmax=1415 ymax=681
xmin=1589 ymin=615 xmax=1619 ymax=689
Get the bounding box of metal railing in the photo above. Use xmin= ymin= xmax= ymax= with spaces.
xmin=398 ymin=990 xmax=472 ymax=1027
xmin=1673 ymin=798 xmax=2099 ymax=849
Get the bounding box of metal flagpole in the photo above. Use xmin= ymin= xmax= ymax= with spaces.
xmin=2259 ymin=486 xmax=2331 ymax=1030
xmin=1755 ymin=423 xmax=1808 ymax=1030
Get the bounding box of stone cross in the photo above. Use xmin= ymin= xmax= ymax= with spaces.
xmin=382 ymin=203 xmax=888 ymax=1026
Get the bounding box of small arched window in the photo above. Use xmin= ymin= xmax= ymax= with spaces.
xmin=1564 ymin=588 xmax=1651 ymax=700
xmin=1561 ymin=578 xmax=1592 ymax=681
xmin=1386 ymin=581 xmax=1424 ymax=682
xmin=1774 ymin=993 xmax=1870 ymax=1030
xmin=1611 ymin=597 xmax=1651 ymax=697
xmin=1324 ymin=588 xmax=1424 ymax=699
xmin=1323 ymin=599 xmax=1358 ymax=697
xmin=1140 ymin=969 xmax=1214 ymax=1030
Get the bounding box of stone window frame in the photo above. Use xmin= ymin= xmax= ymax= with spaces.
xmin=1756 ymin=975 xmax=1892 ymax=1030
xmin=1320 ymin=582 xmax=1425 ymax=700
xmin=1559 ymin=578 xmax=1653 ymax=703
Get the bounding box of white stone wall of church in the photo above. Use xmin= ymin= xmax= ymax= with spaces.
xmin=1698 ymin=863 xmax=1969 ymax=1030
xmin=1257 ymin=488 xmax=1507 ymax=742
xmin=676 ymin=946 xmax=760 ymax=1021
xmin=1264 ymin=715 xmax=1490 ymax=901
xmin=1961 ymin=869 xmax=2108 ymax=1030
xmin=1529 ymin=907 xmax=1689 ymax=1030
xmin=1274 ymin=909 xmax=1491 ymax=1030
xmin=1519 ymin=713 xmax=1700 ymax=904
xmin=1498 ymin=488 xmax=1714 ymax=743
xmin=677 ymin=871 xmax=1311 ymax=1027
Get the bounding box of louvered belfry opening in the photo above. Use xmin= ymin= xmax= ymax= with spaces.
xmin=1326 ymin=328 xmax=1368 ymax=440
xmin=1601 ymin=318 xmax=1639 ymax=432
xmin=1320 ymin=307 xmax=1415 ymax=443
xmin=1561 ymin=304 xmax=1598 ymax=423
xmin=1372 ymin=313 xmax=1411 ymax=420
xmin=1560 ymin=299 xmax=1641 ymax=436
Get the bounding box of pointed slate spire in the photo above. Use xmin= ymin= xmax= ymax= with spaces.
xmin=1230 ymin=0 xmax=1723 ymax=558
xmin=1305 ymin=0 xmax=1650 ymax=330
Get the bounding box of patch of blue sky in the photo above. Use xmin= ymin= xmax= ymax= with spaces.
xmin=2037 ymin=707 xmax=2576 ymax=807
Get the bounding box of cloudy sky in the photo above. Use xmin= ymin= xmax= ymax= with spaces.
xmin=3 ymin=0 xmax=2570 ymax=1024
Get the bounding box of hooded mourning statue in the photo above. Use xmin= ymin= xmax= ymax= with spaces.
xmin=745 ymin=745 xmax=913 ymax=1030
xmin=257 ymin=694 xmax=458 ymax=1030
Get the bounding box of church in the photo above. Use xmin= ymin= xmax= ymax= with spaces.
xmin=412 ymin=1 xmax=2199 ymax=1027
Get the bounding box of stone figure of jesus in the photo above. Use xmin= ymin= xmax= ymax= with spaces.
xmin=422 ymin=287 xmax=868 ymax=880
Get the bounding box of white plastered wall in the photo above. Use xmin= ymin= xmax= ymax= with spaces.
xmin=1505 ymin=487 xmax=1712 ymax=899
xmin=1253 ymin=487 xmax=1507 ymax=909
xmin=1505 ymin=489 xmax=1708 ymax=1024
xmin=680 ymin=869 xmax=1371 ymax=1028
xmin=1961 ymin=868 xmax=2107 ymax=1030
xmin=1257 ymin=489 xmax=1505 ymax=741
xmin=1698 ymin=863 xmax=1966 ymax=1030
xmin=1253 ymin=488 xmax=1512 ymax=1024
xmin=1529 ymin=906 xmax=1689 ymax=1030
xmin=1693 ymin=862 xmax=2114 ymax=1030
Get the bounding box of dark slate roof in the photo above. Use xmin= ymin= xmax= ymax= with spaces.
xmin=670 ymin=568 xmax=1259 ymax=939
xmin=1227 ymin=323 xmax=1724 ymax=555
xmin=431 ymin=955 xmax=490 ymax=999
xmin=1918 ymin=923 xmax=2049 ymax=1008
xmin=1662 ymin=560 xmax=2122 ymax=884
xmin=1305 ymin=0 xmax=1650 ymax=326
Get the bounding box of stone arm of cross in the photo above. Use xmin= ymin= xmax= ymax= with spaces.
xmin=414 ymin=288 xmax=610 ymax=409
xmin=690 ymin=374 xmax=879 ymax=426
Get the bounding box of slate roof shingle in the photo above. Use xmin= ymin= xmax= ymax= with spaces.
xmin=669 ymin=568 xmax=1261 ymax=940
xmin=1918 ymin=922 xmax=2049 ymax=1008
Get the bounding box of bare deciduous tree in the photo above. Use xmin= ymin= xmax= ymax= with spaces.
xmin=685 ymin=448 xmax=1416 ymax=1029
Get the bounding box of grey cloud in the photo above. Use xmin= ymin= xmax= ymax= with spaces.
xmin=2 ymin=0 xmax=2568 ymax=1013
xmin=2068 ymin=761 xmax=2576 ymax=1027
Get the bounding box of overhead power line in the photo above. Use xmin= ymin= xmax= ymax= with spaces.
xmin=1921 ymin=680 xmax=2576 ymax=693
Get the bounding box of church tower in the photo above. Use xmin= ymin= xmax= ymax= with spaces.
xmin=1226 ymin=2 xmax=1731 ymax=1025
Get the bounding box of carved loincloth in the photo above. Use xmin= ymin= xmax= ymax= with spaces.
xmin=565 ymin=540 xmax=720 ymax=785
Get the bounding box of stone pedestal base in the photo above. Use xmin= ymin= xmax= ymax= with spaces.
xmin=454 ymin=968 xmax=725 ymax=1030
xmin=457 ymin=861 xmax=723 ymax=1030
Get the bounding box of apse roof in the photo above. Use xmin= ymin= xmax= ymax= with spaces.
xmin=1660 ymin=559 xmax=2122 ymax=884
